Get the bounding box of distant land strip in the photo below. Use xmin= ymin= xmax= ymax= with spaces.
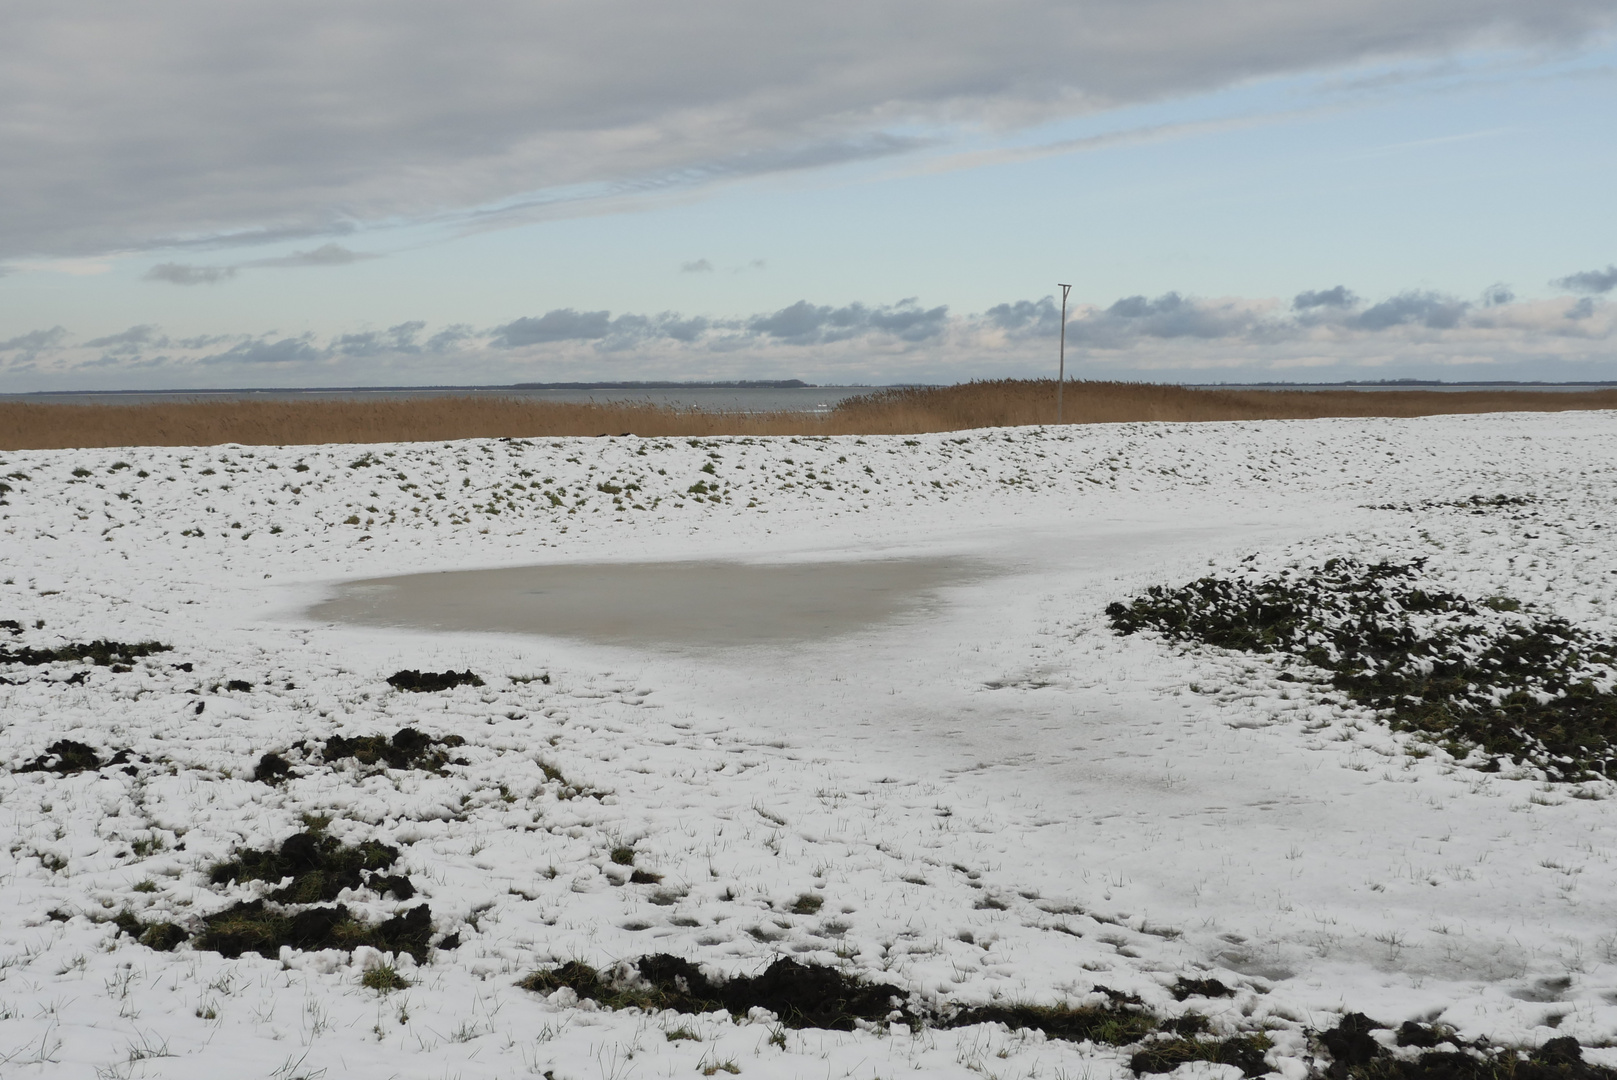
xmin=4 ymin=379 xmax=1617 ymax=450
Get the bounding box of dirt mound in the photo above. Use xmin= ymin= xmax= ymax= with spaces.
xmin=253 ymin=751 xmax=292 ymax=784
xmin=386 ymin=669 xmax=483 ymax=692
xmin=194 ymin=900 xmax=434 ymax=961
xmin=19 ymin=739 xmax=104 ymax=775
xmin=208 ymin=830 xmax=408 ymax=903
xmin=16 ymin=740 xmax=142 ymax=776
xmin=1316 ymin=1015 xmax=1617 ymax=1080
xmin=521 ymin=954 xmax=913 ymax=1031
xmin=0 ymin=639 xmax=171 ymax=668
xmin=111 ymin=913 xmax=187 ymax=952
xmin=1171 ymin=977 xmax=1234 ymax=1001
xmin=322 ymin=727 xmax=467 ymax=771
xmin=1131 ymin=1034 xmax=1272 ymax=1076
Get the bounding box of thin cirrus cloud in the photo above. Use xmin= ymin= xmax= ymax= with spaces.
xmin=1 ymin=2 xmax=1612 ymax=260
xmin=244 ymin=243 xmax=379 ymax=269
xmin=142 ymin=244 xmax=377 ymax=285
xmin=144 ymin=263 xmax=237 ymax=286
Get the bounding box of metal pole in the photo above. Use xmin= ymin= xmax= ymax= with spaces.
xmin=1056 ymin=283 xmax=1072 ymax=424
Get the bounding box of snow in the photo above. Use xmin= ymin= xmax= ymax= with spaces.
xmin=3 ymin=412 xmax=1617 ymax=1078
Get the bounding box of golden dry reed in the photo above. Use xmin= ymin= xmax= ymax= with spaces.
xmin=3 ymin=379 xmax=1616 ymax=450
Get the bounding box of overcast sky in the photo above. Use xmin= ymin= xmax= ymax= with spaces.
xmin=3 ymin=1 xmax=1615 ymax=390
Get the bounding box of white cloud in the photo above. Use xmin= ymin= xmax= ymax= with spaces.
xmin=243 ymin=243 xmax=379 ymax=269
xmin=144 ymin=262 xmax=236 ymax=286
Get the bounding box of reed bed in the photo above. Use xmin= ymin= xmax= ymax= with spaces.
xmin=4 ymin=379 xmax=1616 ymax=450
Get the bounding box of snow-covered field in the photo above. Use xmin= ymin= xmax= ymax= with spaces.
xmin=4 ymin=412 xmax=1617 ymax=1079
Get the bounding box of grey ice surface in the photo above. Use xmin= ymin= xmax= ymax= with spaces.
xmin=309 ymin=557 xmax=986 ymax=648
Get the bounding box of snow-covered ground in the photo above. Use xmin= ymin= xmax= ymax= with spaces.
xmin=3 ymin=412 xmax=1617 ymax=1079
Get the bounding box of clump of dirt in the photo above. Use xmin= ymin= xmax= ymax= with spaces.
xmin=1365 ymin=494 xmax=1535 ymax=515
xmin=1131 ymin=1034 xmax=1273 ymax=1076
xmin=386 ymin=669 xmax=484 ymax=692
xmin=195 ymin=900 xmax=434 ymax=961
xmin=519 ymin=955 xmax=1183 ymax=1042
xmin=110 ymin=912 xmax=188 ymax=952
xmin=18 ymin=739 xmax=104 ymax=775
xmin=1395 ymin=1021 xmax=1447 ymax=1049
xmin=1108 ymin=558 xmax=1617 ymax=780
xmin=1315 ymin=1015 xmax=1615 ymax=1080
xmin=253 ymin=752 xmax=292 ymax=784
xmin=1320 ymin=1013 xmax=1384 ymax=1075
xmin=0 ymin=639 xmax=172 ymax=667
xmin=322 ymin=727 xmax=467 ymax=772
xmin=208 ymin=830 xmax=406 ymax=903
xmin=16 ymin=740 xmax=142 ymax=776
xmin=1171 ymin=977 xmax=1233 ymax=1001
xmin=520 ymin=954 xmax=914 ymax=1031
xmin=945 ymin=998 xmax=1159 ymax=1046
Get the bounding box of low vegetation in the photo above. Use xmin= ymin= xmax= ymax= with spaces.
xmin=194 ymin=900 xmax=434 ymax=961
xmin=208 ymin=829 xmax=409 ymax=902
xmin=386 ymin=668 xmax=484 ymax=692
xmin=1108 ymin=558 xmax=1617 ymax=780
xmin=1315 ymin=1013 xmax=1616 ymax=1080
xmin=321 ymin=727 xmax=468 ymax=772
xmin=0 ymin=638 xmax=172 ymax=667
xmin=6 ymin=380 xmax=1617 ymax=449
xmin=519 ymin=954 xmax=914 ymax=1031
xmin=516 ymin=953 xmax=1240 ymax=1054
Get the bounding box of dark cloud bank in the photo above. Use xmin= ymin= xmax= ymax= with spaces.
xmin=6 ymin=271 xmax=1610 ymax=386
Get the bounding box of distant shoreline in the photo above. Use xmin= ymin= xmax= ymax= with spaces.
xmin=9 ymin=377 xmax=1617 ymax=397
xmin=10 ymin=380 xmax=843 ymax=396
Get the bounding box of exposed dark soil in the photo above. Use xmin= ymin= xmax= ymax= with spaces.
xmin=194 ymin=900 xmax=434 ymax=961
xmin=945 ymin=999 xmax=1158 ymax=1046
xmin=1131 ymin=1034 xmax=1273 ymax=1077
xmin=1316 ymin=1014 xmax=1617 ymax=1080
xmin=253 ymin=751 xmax=292 ymax=784
xmin=322 ymin=727 xmax=467 ymax=771
xmin=0 ymin=639 xmax=172 ymax=667
xmin=16 ymin=740 xmax=142 ymax=776
xmin=520 ymin=955 xmax=1160 ymax=1045
xmin=1365 ymin=494 xmax=1535 ymax=515
xmin=19 ymin=739 xmax=104 ymax=775
xmin=1171 ymin=977 xmax=1234 ymax=1001
xmin=111 ymin=912 xmax=187 ymax=952
xmin=386 ymin=669 xmax=484 ymax=692
xmin=1107 ymin=558 xmax=1617 ymax=781
xmin=208 ymin=830 xmax=406 ymax=903
xmin=121 ymin=830 xmax=439 ymax=960
xmin=519 ymin=954 xmax=914 ymax=1031
xmin=514 ymin=956 xmax=1615 ymax=1071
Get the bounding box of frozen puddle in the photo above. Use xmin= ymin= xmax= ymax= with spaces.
xmin=308 ymin=556 xmax=985 ymax=647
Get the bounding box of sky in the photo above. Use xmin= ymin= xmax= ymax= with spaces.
xmin=2 ymin=1 xmax=1616 ymax=391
